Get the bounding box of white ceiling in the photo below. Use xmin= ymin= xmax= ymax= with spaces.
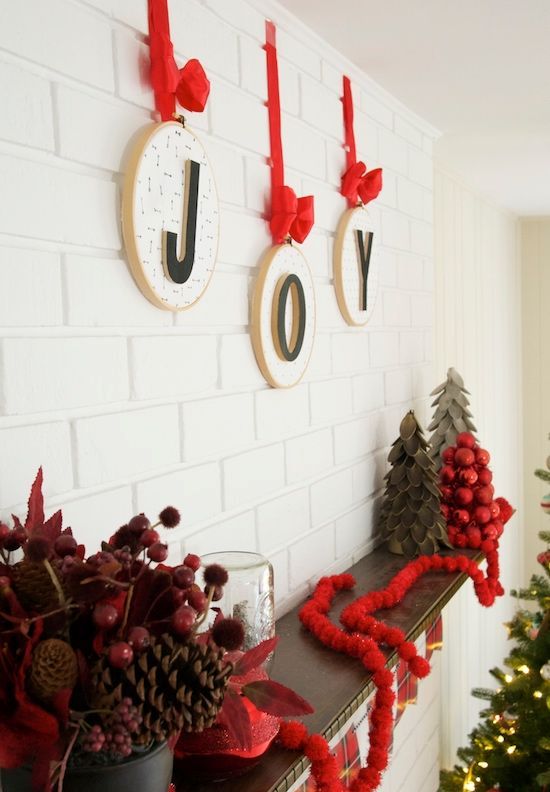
xmin=278 ymin=0 xmax=550 ymax=216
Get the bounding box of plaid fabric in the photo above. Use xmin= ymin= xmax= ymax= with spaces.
xmin=425 ymin=614 xmax=443 ymax=661
xmin=292 ymin=619 xmax=445 ymax=790
xmin=296 ymin=722 xmax=362 ymax=791
xmin=395 ymin=658 xmax=418 ymax=723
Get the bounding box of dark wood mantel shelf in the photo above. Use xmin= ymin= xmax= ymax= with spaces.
xmin=176 ymin=547 xmax=477 ymax=792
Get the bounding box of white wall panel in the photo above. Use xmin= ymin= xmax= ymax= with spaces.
xmin=434 ymin=167 xmax=522 ymax=763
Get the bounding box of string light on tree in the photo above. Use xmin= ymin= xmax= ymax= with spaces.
xmin=440 ymin=440 xmax=550 ymax=791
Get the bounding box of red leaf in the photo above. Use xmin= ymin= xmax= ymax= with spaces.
xmin=25 ymin=468 xmax=45 ymax=532
xmin=50 ymin=688 xmax=72 ymax=727
xmin=37 ymin=509 xmax=63 ymax=542
xmin=218 ymin=690 xmax=252 ymax=750
xmin=233 ymin=636 xmax=279 ymax=676
xmin=242 ymin=680 xmax=314 ymax=717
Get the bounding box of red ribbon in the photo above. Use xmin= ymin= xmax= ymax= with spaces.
xmin=341 ymin=75 xmax=383 ymax=207
xmin=148 ymin=0 xmax=210 ymax=121
xmin=271 ymin=186 xmax=315 ymax=245
xmin=265 ymin=21 xmax=314 ymax=244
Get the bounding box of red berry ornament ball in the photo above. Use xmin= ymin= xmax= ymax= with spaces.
xmin=439 ymin=432 xmax=513 ymax=600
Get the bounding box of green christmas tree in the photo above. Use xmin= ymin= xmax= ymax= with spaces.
xmin=440 ymin=463 xmax=550 ymax=792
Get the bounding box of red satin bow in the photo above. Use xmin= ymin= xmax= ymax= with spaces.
xmin=270 ymin=186 xmax=314 ymax=245
xmin=148 ymin=0 xmax=210 ymax=121
xmin=341 ymin=161 xmax=383 ymax=206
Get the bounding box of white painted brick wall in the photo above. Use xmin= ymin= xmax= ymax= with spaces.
xmin=3 ymin=337 xmax=128 ymax=413
xmin=223 ymin=443 xmax=285 ymax=510
xmin=182 ymin=393 xmax=255 ymax=461
xmin=0 ymin=247 xmax=63 ymax=326
xmin=0 ymin=0 xmax=438 ymax=612
xmin=0 ymin=60 xmax=55 ymax=150
xmin=130 ymin=336 xmax=218 ymax=399
xmin=0 ymin=0 xmax=440 ymax=784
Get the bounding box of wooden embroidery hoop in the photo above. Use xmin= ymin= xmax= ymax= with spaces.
xmin=251 ymin=243 xmax=316 ymax=389
xmin=122 ymin=119 xmax=219 ymax=312
xmin=333 ymin=204 xmax=378 ymax=327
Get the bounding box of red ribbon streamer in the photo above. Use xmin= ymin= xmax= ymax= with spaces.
xmin=341 ymin=75 xmax=383 ymax=208
xmin=148 ymin=0 xmax=210 ymax=121
xmin=265 ymin=21 xmax=314 ymax=244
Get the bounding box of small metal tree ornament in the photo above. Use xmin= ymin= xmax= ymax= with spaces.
xmin=428 ymin=367 xmax=477 ymax=471
xmin=380 ymin=411 xmax=451 ymax=557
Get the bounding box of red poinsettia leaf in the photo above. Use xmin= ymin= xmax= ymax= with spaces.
xmin=218 ymin=689 xmax=252 ymax=750
xmin=25 ymin=468 xmax=45 ymax=533
xmin=233 ymin=636 xmax=279 ymax=676
xmin=242 ymin=680 xmax=314 ymax=717
xmin=127 ymin=567 xmax=172 ymax=628
xmin=50 ymin=688 xmax=72 ymax=727
xmin=11 ymin=514 xmax=23 ymax=530
xmin=155 ymin=563 xmax=174 ymax=574
xmin=32 ymin=757 xmax=53 ymax=792
xmin=7 ymin=689 xmax=60 ymax=757
xmin=0 ymin=723 xmax=36 ymax=768
xmin=4 ymin=586 xmax=28 ymax=620
xmin=93 ymin=631 xmax=105 ymax=655
xmin=64 ymin=562 xmax=108 ymax=603
xmin=37 ymin=509 xmax=63 ymax=542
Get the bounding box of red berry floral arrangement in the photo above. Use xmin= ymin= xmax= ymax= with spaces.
xmin=440 ymin=431 xmax=514 ymax=602
xmin=0 ymin=469 xmax=236 ymax=790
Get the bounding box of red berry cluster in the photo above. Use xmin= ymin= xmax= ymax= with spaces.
xmin=110 ymin=510 xmax=182 ymax=562
xmin=80 ymin=698 xmax=142 ymax=758
xmin=0 ymin=520 xmax=79 ymax=560
xmin=440 ymin=432 xmax=503 ymax=551
xmin=101 ymin=555 xmax=231 ymax=671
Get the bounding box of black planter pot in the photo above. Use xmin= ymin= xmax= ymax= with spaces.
xmin=1 ymin=741 xmax=173 ymax=792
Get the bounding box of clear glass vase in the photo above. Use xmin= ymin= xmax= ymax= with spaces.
xmin=201 ymin=551 xmax=275 ymax=651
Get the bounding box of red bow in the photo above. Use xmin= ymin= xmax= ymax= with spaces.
xmin=148 ymin=0 xmax=210 ymax=121
xmin=341 ymin=162 xmax=383 ymax=206
xmin=265 ymin=22 xmax=315 ymax=245
xmin=341 ymin=76 xmax=383 ymax=208
xmin=270 ymin=186 xmax=315 ymax=244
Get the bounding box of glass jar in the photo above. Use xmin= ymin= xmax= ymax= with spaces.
xmin=201 ymin=551 xmax=275 ymax=651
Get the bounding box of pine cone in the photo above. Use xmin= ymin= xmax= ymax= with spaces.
xmin=11 ymin=560 xmax=64 ymax=614
xmin=29 ymin=639 xmax=78 ymax=702
xmin=90 ymin=635 xmax=232 ymax=744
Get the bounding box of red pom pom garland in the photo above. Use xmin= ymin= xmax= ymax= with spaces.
xmin=278 ymin=551 xmax=512 ymax=790
xmin=277 ymin=433 xmax=514 ymax=791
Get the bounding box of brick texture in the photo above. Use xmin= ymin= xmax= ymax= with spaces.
xmin=0 ymin=0 xmax=436 ymax=619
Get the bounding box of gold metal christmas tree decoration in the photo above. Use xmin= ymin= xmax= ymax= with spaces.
xmin=380 ymin=410 xmax=451 ymax=557
xmin=428 ymin=367 xmax=477 ymax=471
